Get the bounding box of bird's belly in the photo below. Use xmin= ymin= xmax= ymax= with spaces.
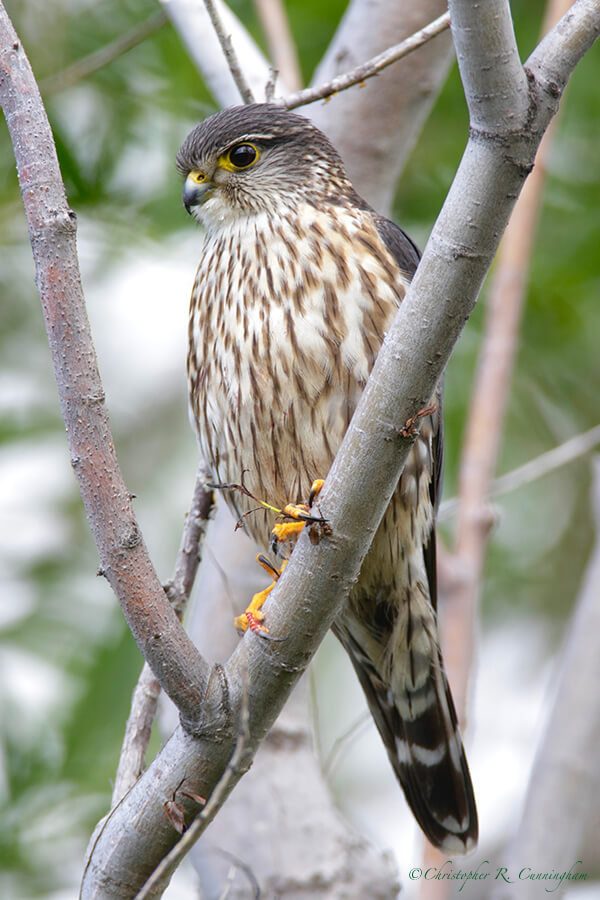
xmin=196 ymin=360 xmax=360 ymax=545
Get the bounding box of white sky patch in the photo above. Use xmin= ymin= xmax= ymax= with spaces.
xmin=79 ymin=224 xmax=201 ymax=421
xmin=0 ymin=437 xmax=73 ymax=564
xmin=0 ymin=646 xmax=76 ymax=729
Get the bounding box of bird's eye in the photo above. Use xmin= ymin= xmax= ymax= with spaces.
xmin=189 ymin=171 xmax=206 ymax=184
xmin=227 ymin=143 xmax=258 ymax=170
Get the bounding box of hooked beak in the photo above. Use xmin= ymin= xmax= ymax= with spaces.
xmin=182 ymin=175 xmax=214 ymax=214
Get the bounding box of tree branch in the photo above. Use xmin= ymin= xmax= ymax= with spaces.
xmin=282 ymin=11 xmax=450 ymax=110
xmin=0 ymin=4 xmax=210 ymax=725
xmin=527 ymin=0 xmax=600 ymax=89
xmin=80 ymin=3 xmax=600 ymax=894
xmin=112 ymin=471 xmax=214 ymax=806
xmin=159 ymin=0 xmax=273 ymax=105
xmin=451 ymin=0 xmax=530 ymax=130
xmin=135 ymin=659 xmax=250 ymax=899
xmin=201 ymin=0 xmax=254 ymax=103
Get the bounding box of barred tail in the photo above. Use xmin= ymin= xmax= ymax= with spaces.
xmin=391 ymin=653 xmax=477 ymax=854
xmin=334 ymin=607 xmax=478 ymax=854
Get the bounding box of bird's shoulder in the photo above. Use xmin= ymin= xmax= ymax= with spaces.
xmin=368 ymin=208 xmax=421 ymax=281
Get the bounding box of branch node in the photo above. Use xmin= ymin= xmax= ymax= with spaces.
xmin=163 ymin=579 xmax=186 ymax=618
xmin=118 ymin=522 xmax=142 ymax=551
xmin=180 ymin=662 xmax=233 ymax=739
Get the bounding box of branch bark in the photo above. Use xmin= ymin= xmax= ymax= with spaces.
xmin=112 ymin=471 xmax=214 ymax=806
xmin=189 ymin=681 xmax=401 ymax=899
xmin=201 ymin=0 xmax=255 ymax=103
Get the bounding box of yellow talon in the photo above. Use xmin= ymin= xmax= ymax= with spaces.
xmin=234 ymin=555 xmax=286 ymax=634
xmin=281 ymin=502 xmax=311 ymax=521
xmin=309 ymin=478 xmax=325 ymax=505
xmin=271 ymin=478 xmax=328 ymax=554
xmin=272 ymin=520 xmax=307 ymax=543
xmin=279 ymin=478 xmax=325 ymax=525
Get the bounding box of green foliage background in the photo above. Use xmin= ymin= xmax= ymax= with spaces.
xmin=0 ymin=1 xmax=598 ymax=896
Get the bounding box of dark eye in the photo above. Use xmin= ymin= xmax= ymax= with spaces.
xmin=228 ymin=143 xmax=258 ymax=169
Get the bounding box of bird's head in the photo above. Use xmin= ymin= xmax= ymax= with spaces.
xmin=176 ymin=104 xmax=353 ymax=230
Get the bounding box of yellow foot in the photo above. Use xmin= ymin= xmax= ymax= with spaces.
xmin=271 ymin=479 xmax=329 ymax=555
xmin=234 ymin=555 xmax=286 ymax=634
xmin=309 ymin=478 xmax=325 ymax=505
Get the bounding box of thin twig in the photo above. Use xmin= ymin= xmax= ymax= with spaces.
xmin=112 ymin=665 xmax=161 ymax=808
xmin=214 ymin=848 xmax=261 ymax=899
xmin=439 ymin=424 xmax=600 ymax=523
xmin=322 ymin=711 xmax=372 ymax=780
xmin=202 ymin=0 xmax=255 ymax=103
xmin=254 ymin=0 xmax=302 ymax=93
xmin=40 ymin=10 xmax=168 ymax=94
xmin=282 ymin=11 xmax=450 ymax=110
xmin=164 ymin=470 xmax=215 ymax=613
xmin=134 ymin=656 xmax=251 ymax=899
xmin=112 ymin=471 xmax=214 ymax=806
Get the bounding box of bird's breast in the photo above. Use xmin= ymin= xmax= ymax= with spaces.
xmin=187 ymin=204 xmax=409 ymax=538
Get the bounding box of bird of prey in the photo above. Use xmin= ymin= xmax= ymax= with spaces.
xmin=176 ymin=103 xmax=477 ymax=854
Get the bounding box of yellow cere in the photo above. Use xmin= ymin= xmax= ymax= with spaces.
xmin=189 ymin=170 xmax=206 ymax=184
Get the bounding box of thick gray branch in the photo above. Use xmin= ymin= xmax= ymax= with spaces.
xmin=81 ymin=4 xmax=600 ymax=895
xmin=527 ymin=0 xmax=600 ymax=89
xmin=451 ymin=0 xmax=530 ymax=130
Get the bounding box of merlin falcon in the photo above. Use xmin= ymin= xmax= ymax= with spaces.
xmin=177 ymin=104 xmax=477 ymax=853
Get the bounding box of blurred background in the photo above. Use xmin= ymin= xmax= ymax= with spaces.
xmin=1 ymin=0 xmax=599 ymax=897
